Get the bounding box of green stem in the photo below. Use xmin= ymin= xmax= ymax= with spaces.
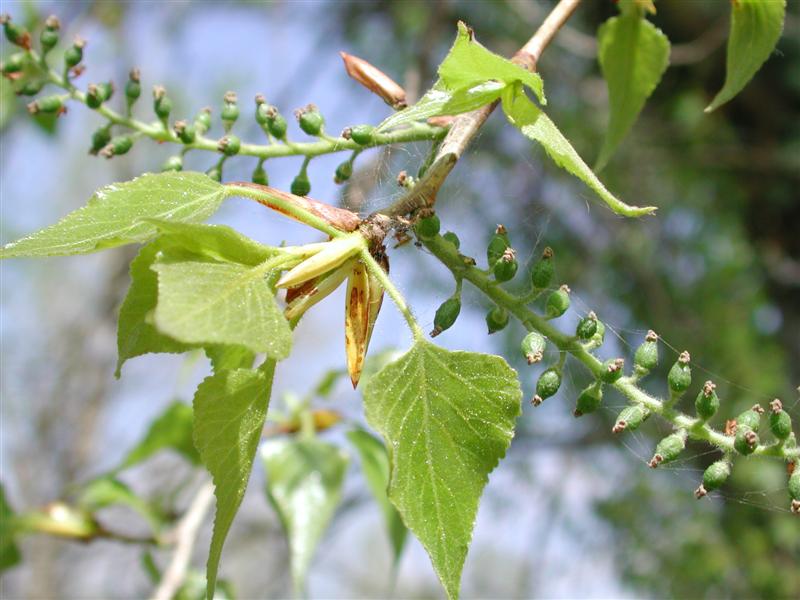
xmin=420 ymin=233 xmax=799 ymax=461
xmin=361 ymin=249 xmax=425 ymax=341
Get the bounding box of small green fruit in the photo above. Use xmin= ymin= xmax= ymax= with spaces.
xmin=667 ymin=351 xmax=691 ymax=394
xmin=545 ymin=285 xmax=570 ymax=319
xmin=600 ymin=358 xmax=625 ymax=384
xmin=736 ymin=405 xmax=764 ymax=432
xmin=695 ymin=381 xmax=720 ymax=421
xmin=334 ymin=161 xmax=353 ymax=183
xmin=634 ymin=330 xmax=659 ymax=372
xmin=696 ymin=460 xmax=731 ymax=497
xmin=521 ymin=331 xmax=546 ymax=364
xmin=531 ymin=247 xmax=554 ymax=289
xmin=442 ymin=231 xmax=460 ymax=249
xmin=535 ymin=368 xmax=562 ymax=403
xmin=574 ymin=384 xmax=603 ymax=416
xmin=298 ymin=108 xmax=324 ymax=136
xmin=40 ymin=28 xmax=59 ymax=52
xmin=612 ymin=405 xmax=648 ymax=433
xmin=789 ymin=469 xmax=800 ymax=502
xmin=576 ymin=315 xmax=598 ymax=340
xmin=769 ymin=399 xmax=792 ymax=440
xmin=431 ymin=297 xmax=461 ymax=337
xmin=486 ymin=226 xmax=509 ymax=268
xmin=291 ymin=173 xmax=311 ymax=197
xmin=89 ymin=127 xmax=112 ymax=155
xmin=251 ymin=164 xmax=269 ymax=186
xmin=415 ymin=214 xmax=440 ymax=241
xmin=349 ymin=124 xmax=374 ymax=145
xmin=64 ymin=41 xmax=84 ymax=68
xmin=161 ymin=155 xmax=183 ymax=172
xmin=218 ymin=135 xmax=241 ymax=156
xmin=486 ymin=306 xmax=509 ymax=334
xmin=734 ymin=427 xmax=758 ymax=455
xmin=493 ymin=248 xmax=518 ymax=282
xmin=649 ymin=431 xmax=687 ymax=467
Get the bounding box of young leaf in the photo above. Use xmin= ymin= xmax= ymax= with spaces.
xmin=205 ymin=345 xmax=256 ymax=373
xmin=346 ymin=429 xmax=408 ymax=565
xmin=260 ymin=438 xmax=349 ymax=593
xmin=0 ymin=484 xmax=21 ymax=573
xmin=152 ymin=257 xmax=291 ymax=359
xmin=501 ymin=83 xmax=656 ymax=217
xmin=118 ymin=401 xmax=200 ymax=469
xmin=1 ymin=172 xmax=225 ymax=258
xmin=193 ymin=362 xmax=276 ymax=600
xmin=363 ymin=341 xmax=522 ymax=600
xmin=596 ymin=13 xmax=670 ymax=170
xmin=77 ymin=477 xmax=162 ymax=532
xmin=706 ymin=0 xmax=786 ymax=112
xmin=116 ymin=241 xmax=192 ymax=377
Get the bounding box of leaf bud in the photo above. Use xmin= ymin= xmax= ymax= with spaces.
xmin=125 ymin=68 xmax=141 ymax=102
xmin=533 ymin=368 xmax=562 ymax=404
xmin=612 ymin=404 xmax=648 ymax=433
xmin=173 ymin=120 xmax=196 ymax=144
xmin=296 ymin=104 xmax=324 ymax=136
xmin=291 ymin=172 xmax=311 ymax=197
xmin=769 ymin=399 xmax=792 ymax=440
xmin=634 ymin=330 xmax=659 ymax=373
xmin=442 ymin=231 xmax=460 ymax=249
xmin=545 ymin=284 xmax=570 ymax=319
xmin=485 ymin=306 xmax=509 ymax=334
xmin=431 ymin=296 xmax=461 ymax=337
xmin=486 ymin=225 xmax=509 ymax=268
xmin=734 ymin=427 xmax=758 ymax=456
xmin=574 ymin=384 xmax=603 ymax=416
xmin=161 ymin=155 xmax=183 ymax=172
xmin=531 ymin=246 xmax=554 ymax=290
xmin=493 ymin=247 xmax=518 ymax=282
xmin=600 ymin=358 xmax=625 ymax=384
xmin=27 ymin=95 xmax=63 ymax=115
xmin=221 ymin=91 xmax=239 ymax=132
xmin=695 ymin=459 xmax=731 ymax=498
xmin=334 ymin=160 xmax=353 ymax=184
xmin=153 ymin=85 xmax=172 ymax=120
xmin=667 ymin=351 xmax=691 ymax=394
xmin=736 ymin=404 xmax=764 ymax=432
xmin=64 ymin=36 xmax=85 ymax=68
xmin=88 ymin=127 xmax=112 ymax=155
xmin=340 ymin=51 xmax=407 ymax=109
xmin=695 ymin=381 xmax=720 ymax=421
xmin=1 ymin=14 xmax=31 ymax=49
xmin=521 ymin=331 xmax=546 ymax=364
xmin=414 ymin=212 xmax=440 ymax=241
xmin=217 ymin=134 xmax=241 ymax=156
xmin=100 ymin=135 xmax=133 ymax=158
xmin=251 ymin=163 xmax=269 ymax=185
xmin=349 ymin=124 xmax=374 ymax=145
xmin=649 ymin=430 xmax=687 ymax=468
xmin=576 ymin=314 xmax=598 ymax=340
xmin=194 ymin=107 xmax=212 ymax=133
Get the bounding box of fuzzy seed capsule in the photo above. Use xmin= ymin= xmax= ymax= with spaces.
xmin=64 ymin=38 xmax=85 ymax=68
xmin=695 ymin=460 xmax=731 ymax=498
xmin=649 ymin=431 xmax=687 ymax=467
xmin=667 ymin=351 xmax=691 ymax=394
xmin=161 ymin=155 xmax=183 ymax=172
xmin=291 ymin=173 xmax=311 ymax=197
xmin=736 ymin=405 xmax=764 ymax=432
xmin=521 ymin=331 xmax=546 ymax=364
xmin=442 ymin=231 xmax=460 ymax=249
xmin=431 ymin=296 xmax=461 ymax=337
xmin=769 ymin=399 xmax=792 ymax=440
xmin=600 ymin=358 xmax=625 ymax=384
xmin=251 ymin=164 xmax=268 ymax=186
xmin=576 ymin=315 xmax=598 ymax=340
xmin=415 ymin=214 xmax=440 ymax=241
xmin=574 ymin=384 xmax=603 ymax=416
xmin=634 ymin=330 xmax=659 ymax=372
xmin=536 ymin=368 xmax=562 ymax=401
xmin=695 ymin=381 xmax=720 ymax=421
xmin=486 ymin=306 xmax=509 ymax=334
xmin=486 ymin=226 xmax=510 ymax=268
xmin=349 ymin=124 xmax=374 ymax=145
xmin=545 ymin=285 xmax=570 ymax=319
xmin=334 ymin=161 xmax=353 ymax=184
xmin=612 ymin=404 xmax=648 ymax=433
xmin=493 ymin=248 xmax=518 ymax=282
xmin=734 ymin=427 xmax=758 ymax=455
xmin=298 ymin=106 xmax=324 ymax=136
xmin=531 ymin=247 xmax=554 ymax=289
xmin=217 ymin=134 xmax=241 ymax=156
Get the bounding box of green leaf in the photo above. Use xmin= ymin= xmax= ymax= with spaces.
xmin=1 ymin=172 xmax=225 ymax=258
xmin=0 ymin=484 xmax=21 ymax=573
xmin=501 ymin=83 xmax=656 ymax=217
xmin=596 ymin=13 xmax=670 ymax=170
xmin=78 ymin=477 xmax=162 ymax=532
xmin=439 ymin=22 xmax=544 ymax=104
xmin=116 ymin=241 xmax=193 ymax=377
xmin=205 ymin=346 xmax=256 ymax=373
xmin=119 ymin=401 xmax=200 ymax=469
xmin=363 ymin=341 xmax=522 ymax=599
xmin=706 ymin=0 xmax=786 ymax=112
xmin=152 ymin=256 xmax=291 ymax=359
xmin=346 ymin=429 xmax=407 ymax=564
xmin=193 ymin=362 xmax=276 ymax=600
xmin=261 ymin=438 xmax=349 ymax=593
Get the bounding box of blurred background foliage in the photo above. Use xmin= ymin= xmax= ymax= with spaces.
xmin=1 ymin=1 xmax=798 ymax=598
